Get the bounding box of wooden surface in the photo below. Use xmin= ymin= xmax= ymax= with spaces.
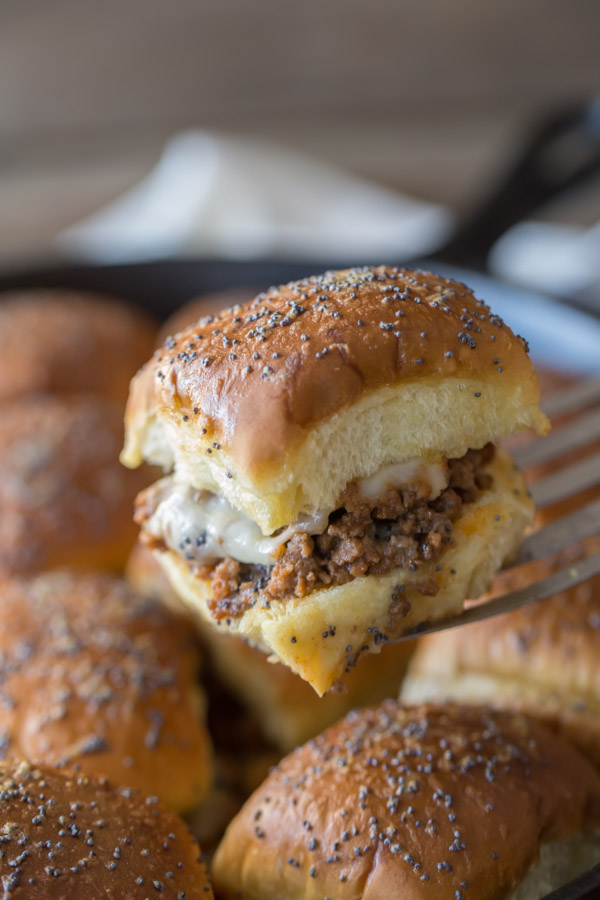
xmin=1 ymin=0 xmax=599 ymax=265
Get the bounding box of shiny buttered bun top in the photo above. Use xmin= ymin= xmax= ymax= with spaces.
xmin=0 ymin=394 xmax=150 ymax=573
xmin=0 ymin=759 xmax=213 ymax=899
xmin=158 ymin=288 xmax=258 ymax=344
xmin=213 ymin=702 xmax=600 ymax=900
xmin=0 ymin=570 xmax=212 ymax=813
xmin=123 ymin=266 xmax=548 ymax=534
xmin=0 ymin=289 xmax=157 ymax=404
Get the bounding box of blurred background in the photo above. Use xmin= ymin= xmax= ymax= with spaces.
xmin=1 ymin=0 xmax=599 ymax=301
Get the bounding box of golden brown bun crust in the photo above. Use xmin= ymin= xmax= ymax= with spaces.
xmin=213 ymin=702 xmax=600 ymax=900
xmin=0 ymin=758 xmax=213 ymax=898
xmin=0 ymin=394 xmax=150 ymax=573
xmin=158 ymin=288 xmax=258 ymax=344
xmin=126 ymin=266 xmax=545 ymax=474
xmin=0 ymin=290 xmax=157 ymax=404
xmin=0 ymin=570 xmax=212 ymax=812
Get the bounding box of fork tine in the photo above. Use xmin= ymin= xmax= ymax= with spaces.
xmin=529 ymin=450 xmax=600 ymax=508
xmin=542 ymin=374 xmax=600 ymax=418
xmin=400 ymin=551 xmax=600 ymax=640
xmin=510 ymin=496 xmax=600 ymax=565
xmin=512 ymin=407 xmax=600 ymax=469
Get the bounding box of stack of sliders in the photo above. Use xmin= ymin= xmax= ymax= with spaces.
xmin=0 ymin=290 xmax=157 ymax=574
xmin=4 ymin=270 xmax=600 ymax=898
xmin=122 ymin=266 xmax=548 ymax=694
xmin=0 ymin=288 xmax=218 ymax=897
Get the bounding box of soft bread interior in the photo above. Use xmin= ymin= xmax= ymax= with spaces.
xmin=509 ymin=833 xmax=600 ymax=900
xmin=152 ymin=448 xmax=533 ymax=694
xmin=125 ymin=376 xmax=547 ymax=534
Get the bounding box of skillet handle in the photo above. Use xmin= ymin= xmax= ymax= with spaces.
xmin=438 ymin=96 xmax=600 ymax=271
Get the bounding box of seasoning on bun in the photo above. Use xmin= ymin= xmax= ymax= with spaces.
xmin=0 ymin=289 xmax=156 ymax=403
xmin=122 ymin=267 xmax=548 ymax=694
xmin=0 ymin=394 xmax=150 ymax=573
xmin=213 ymin=702 xmax=600 ymax=900
xmin=0 ymin=758 xmax=213 ymax=898
xmin=158 ymin=288 xmax=257 ymax=345
xmin=0 ymin=570 xmax=212 ymax=813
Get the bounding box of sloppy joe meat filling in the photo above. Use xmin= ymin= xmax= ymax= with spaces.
xmin=139 ymin=444 xmax=495 ymax=620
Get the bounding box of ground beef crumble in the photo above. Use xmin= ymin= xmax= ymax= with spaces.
xmin=197 ymin=443 xmax=495 ymax=620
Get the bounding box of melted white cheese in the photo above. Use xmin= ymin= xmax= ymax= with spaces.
xmin=145 ymin=458 xmax=449 ymax=567
xmin=359 ymin=460 xmax=448 ymax=502
xmin=145 ymin=482 xmax=329 ymax=567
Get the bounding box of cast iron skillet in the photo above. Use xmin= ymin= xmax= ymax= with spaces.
xmin=1 ymin=102 xmax=599 ymax=900
xmin=0 ymin=97 xmax=599 ymax=314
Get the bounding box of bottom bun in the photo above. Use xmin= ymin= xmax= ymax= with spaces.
xmin=153 ymin=449 xmax=532 ymax=694
xmin=128 ymin=540 xmax=415 ymax=751
xmin=200 ymin=624 xmax=415 ymax=751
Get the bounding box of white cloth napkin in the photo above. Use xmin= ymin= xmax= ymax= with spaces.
xmin=490 ymin=220 xmax=600 ymax=302
xmin=58 ymin=131 xmax=453 ymax=263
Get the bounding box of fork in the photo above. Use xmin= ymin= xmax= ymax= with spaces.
xmin=403 ymin=374 xmax=600 ymax=639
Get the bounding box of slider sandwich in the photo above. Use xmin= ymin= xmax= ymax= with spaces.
xmin=122 ymin=267 xmax=548 ymax=694
xmin=0 ymin=759 xmax=213 ymax=899
xmin=212 ymin=703 xmax=600 ymax=900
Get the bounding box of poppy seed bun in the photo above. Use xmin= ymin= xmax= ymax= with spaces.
xmin=150 ymin=447 xmax=533 ymax=694
xmin=158 ymin=288 xmax=258 ymax=345
xmin=0 ymin=394 xmax=150 ymax=573
xmin=401 ymin=571 xmax=600 ymax=769
xmin=212 ymin=702 xmax=600 ymax=900
xmin=0 ymin=290 xmax=157 ymax=404
xmin=0 ymin=758 xmax=213 ymax=898
xmin=122 ymin=266 xmax=548 ymax=535
xmin=0 ymin=570 xmax=212 ymax=813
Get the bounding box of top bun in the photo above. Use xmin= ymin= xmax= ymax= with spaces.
xmin=123 ymin=267 xmax=548 ymax=533
xmin=0 ymin=290 xmax=157 ymax=404
xmin=158 ymin=288 xmax=258 ymax=344
xmin=0 ymin=758 xmax=213 ymax=898
xmin=212 ymin=702 xmax=600 ymax=900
